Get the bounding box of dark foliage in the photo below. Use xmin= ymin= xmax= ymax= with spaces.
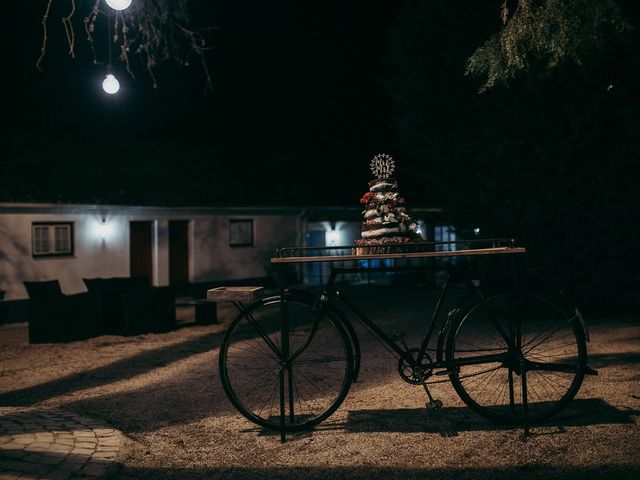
xmin=386 ymin=0 xmax=640 ymax=310
xmin=466 ymin=0 xmax=630 ymax=92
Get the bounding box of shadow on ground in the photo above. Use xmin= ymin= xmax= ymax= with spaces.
xmin=2 ymin=447 xmax=638 ymax=480
xmin=0 ymin=448 xmax=122 ymax=479
xmin=0 ymin=330 xmax=237 ymax=433
xmin=343 ymin=398 xmax=639 ymax=436
xmin=587 ymin=352 xmax=640 ymax=367
xmin=0 ymin=330 xmax=227 ymax=408
xmin=121 ymin=464 xmax=640 ymax=480
xmin=237 ymin=398 xmax=638 ymax=440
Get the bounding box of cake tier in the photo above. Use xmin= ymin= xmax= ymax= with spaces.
xmin=360 ymin=222 xmax=417 ymax=239
xmin=369 ymin=178 xmax=398 ymax=193
xmin=362 ymin=221 xmax=400 ymax=231
xmin=364 ymin=191 xmax=402 ymax=205
xmin=364 ymin=206 xmax=406 ymax=220
xmin=357 ymin=176 xmax=423 ymax=248
xmin=354 ymin=236 xmax=412 ymax=255
xmin=356 ymin=236 xmax=411 ymax=245
xmin=361 ymin=224 xmax=402 ymax=239
xmin=361 ymin=231 xmax=409 ymax=240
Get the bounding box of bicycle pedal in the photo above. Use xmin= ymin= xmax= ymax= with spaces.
xmin=433 ymin=370 xmax=450 ymax=376
xmin=426 ymin=399 xmax=443 ymax=410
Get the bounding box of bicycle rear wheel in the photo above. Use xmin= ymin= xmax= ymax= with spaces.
xmin=219 ymin=293 xmax=353 ymax=431
xmin=446 ymin=291 xmax=587 ymax=425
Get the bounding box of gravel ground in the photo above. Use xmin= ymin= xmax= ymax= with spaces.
xmin=1 ymin=286 xmax=639 ymax=480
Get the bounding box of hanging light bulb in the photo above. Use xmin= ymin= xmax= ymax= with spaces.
xmin=105 ymin=0 xmax=132 ymax=11
xmin=102 ymin=74 xmax=120 ymax=94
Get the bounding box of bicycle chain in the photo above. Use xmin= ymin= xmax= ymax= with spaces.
xmin=422 ymin=365 xmax=501 ymax=385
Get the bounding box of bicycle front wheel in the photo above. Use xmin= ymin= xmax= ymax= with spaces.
xmin=446 ymin=291 xmax=587 ymax=425
xmin=219 ymin=294 xmax=354 ymax=431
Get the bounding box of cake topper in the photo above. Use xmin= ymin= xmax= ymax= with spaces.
xmin=370 ymin=153 xmax=395 ymax=179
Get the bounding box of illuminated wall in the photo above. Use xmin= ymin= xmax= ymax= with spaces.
xmin=0 ymin=204 xmax=304 ymax=300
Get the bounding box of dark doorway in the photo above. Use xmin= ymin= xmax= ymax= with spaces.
xmin=169 ymin=220 xmax=189 ymax=295
xmin=307 ymin=230 xmax=326 ymax=285
xmin=130 ymin=221 xmax=153 ymax=282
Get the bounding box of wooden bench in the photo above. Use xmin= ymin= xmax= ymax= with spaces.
xmin=174 ymin=299 xmax=218 ymax=325
xmin=176 ymin=287 xmax=264 ymax=325
xmin=207 ymin=287 xmax=264 ymax=311
xmin=207 ymin=286 xmax=263 ymax=301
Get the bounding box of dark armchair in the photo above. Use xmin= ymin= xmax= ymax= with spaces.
xmin=23 ymin=280 xmax=103 ymax=343
xmin=83 ymin=276 xmax=175 ymax=336
xmin=0 ymin=289 xmax=6 ymax=324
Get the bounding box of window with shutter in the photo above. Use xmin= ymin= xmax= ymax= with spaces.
xmin=32 ymin=222 xmax=74 ymax=257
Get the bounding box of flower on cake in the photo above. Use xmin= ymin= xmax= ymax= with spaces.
xmin=359 ymin=192 xmax=373 ymax=205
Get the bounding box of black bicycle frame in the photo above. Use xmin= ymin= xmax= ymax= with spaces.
xmin=271 ymin=240 xmax=530 ymax=441
xmin=316 ymin=263 xmax=505 ymax=373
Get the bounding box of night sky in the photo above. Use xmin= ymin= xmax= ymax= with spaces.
xmin=3 ymin=0 xmax=414 ymax=207
xmin=2 ymin=1 xmax=639 ymax=212
xmin=3 ymin=0 xmax=640 ymax=306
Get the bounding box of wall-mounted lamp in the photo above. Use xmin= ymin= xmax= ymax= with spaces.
xmin=95 ymin=218 xmax=112 ymax=240
xmin=326 ymin=228 xmax=340 ymax=246
xmin=416 ymin=220 xmax=427 ymax=240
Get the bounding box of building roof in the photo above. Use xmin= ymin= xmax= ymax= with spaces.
xmin=0 ymin=202 xmax=306 ymax=216
xmin=0 ymin=202 xmax=443 ymax=219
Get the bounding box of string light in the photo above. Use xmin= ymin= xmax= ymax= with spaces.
xmin=101 ymin=7 xmax=120 ymax=95
xmin=102 ymin=74 xmax=120 ymax=94
xmin=105 ymin=0 xmax=132 ymax=11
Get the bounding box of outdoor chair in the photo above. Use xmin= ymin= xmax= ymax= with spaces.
xmin=23 ymin=280 xmax=103 ymax=343
xmin=83 ymin=276 xmax=175 ymax=336
xmin=0 ymin=289 xmax=6 ymax=324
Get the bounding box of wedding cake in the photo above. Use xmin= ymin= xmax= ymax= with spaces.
xmin=355 ymin=154 xmax=422 ymax=254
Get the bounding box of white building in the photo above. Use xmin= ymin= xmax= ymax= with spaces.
xmin=0 ymin=203 xmax=306 ymax=302
xmin=0 ymin=202 xmax=448 ymax=322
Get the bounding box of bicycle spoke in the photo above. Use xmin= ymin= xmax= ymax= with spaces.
xmin=525 ymin=360 xmax=581 ymax=374
xmin=258 ymin=375 xmax=280 ymax=420
xmin=244 ymin=313 xmax=282 ymax=358
xmin=292 ymin=356 xmax=349 ymax=365
xmin=229 ymin=341 xmax=278 ymax=359
xmin=477 ymin=300 xmax=512 ymax=348
xmin=220 ymin=294 xmax=353 ymax=431
xmin=448 ymin=291 xmax=587 ymax=425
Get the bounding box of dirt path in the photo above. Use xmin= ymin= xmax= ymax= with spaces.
xmin=1 ymin=288 xmax=639 ymax=479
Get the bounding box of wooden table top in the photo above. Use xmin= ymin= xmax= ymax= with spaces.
xmin=271 ymin=246 xmax=526 ymax=264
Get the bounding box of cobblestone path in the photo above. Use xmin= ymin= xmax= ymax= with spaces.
xmin=0 ymin=407 xmax=125 ymax=480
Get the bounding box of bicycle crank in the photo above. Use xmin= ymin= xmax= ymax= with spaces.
xmin=393 ymin=341 xmax=444 ymax=410
xmin=397 ymin=348 xmax=434 ymax=385
xmin=421 ymin=378 xmax=443 ymax=410
xmin=406 ymin=358 xmax=443 ymax=410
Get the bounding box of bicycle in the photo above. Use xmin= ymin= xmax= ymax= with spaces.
xmin=217 ymin=239 xmax=597 ymax=439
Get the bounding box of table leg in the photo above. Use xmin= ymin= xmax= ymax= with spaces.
xmin=521 ymin=358 xmax=530 ymax=437
xmin=511 ymin=252 xmax=529 ymax=437
xmin=278 ymin=263 xmax=289 ymax=442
